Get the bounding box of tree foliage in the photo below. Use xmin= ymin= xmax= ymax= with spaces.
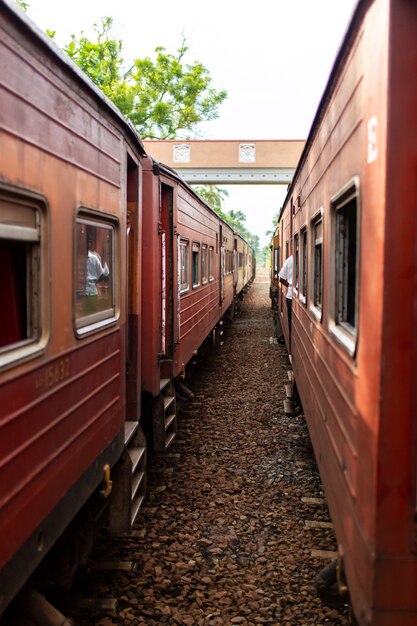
xmin=192 ymin=185 xmax=229 ymax=216
xmin=63 ymin=17 xmax=227 ymax=139
xmin=192 ymin=185 xmax=258 ymax=254
xmin=15 ymin=0 xmax=29 ymax=11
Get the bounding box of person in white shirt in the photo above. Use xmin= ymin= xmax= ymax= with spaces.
xmin=278 ymin=252 xmax=293 ymax=347
xmin=86 ymin=240 xmax=109 ymax=296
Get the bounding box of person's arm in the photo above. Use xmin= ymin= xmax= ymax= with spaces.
xmin=279 ymin=277 xmax=289 ymax=288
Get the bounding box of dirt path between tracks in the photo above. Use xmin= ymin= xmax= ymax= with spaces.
xmin=71 ymin=267 xmax=350 ymax=626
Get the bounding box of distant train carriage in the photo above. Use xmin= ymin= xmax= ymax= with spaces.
xmin=141 ymin=156 xmax=248 ymax=453
xmin=273 ymin=0 xmax=417 ymax=624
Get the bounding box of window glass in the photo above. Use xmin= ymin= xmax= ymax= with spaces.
xmin=0 ymin=197 xmax=41 ymax=351
xmin=180 ymin=239 xmax=189 ymax=292
xmin=192 ymin=242 xmax=200 ymax=287
xmin=201 ymin=245 xmax=207 ymax=284
xmin=75 ymin=218 xmax=115 ymax=329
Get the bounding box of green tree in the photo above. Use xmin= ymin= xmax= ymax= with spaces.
xmin=63 ymin=17 xmax=227 ymax=139
xmin=192 ymin=185 xmax=229 ymax=217
xmin=192 ymin=186 xmax=257 ymax=252
xmin=15 ymin=0 xmax=29 ymax=11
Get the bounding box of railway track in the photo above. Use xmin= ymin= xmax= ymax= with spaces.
xmin=12 ymin=268 xmax=351 ymax=625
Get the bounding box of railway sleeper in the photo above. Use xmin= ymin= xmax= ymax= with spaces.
xmin=12 ymin=587 xmax=74 ymax=626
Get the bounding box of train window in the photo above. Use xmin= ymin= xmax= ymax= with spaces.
xmin=209 ymin=246 xmax=214 ymax=281
xmin=274 ymin=246 xmax=280 ymax=279
xmin=201 ymin=245 xmax=207 ymax=284
xmin=75 ymin=216 xmax=116 ymax=333
xmin=311 ymin=216 xmax=323 ymax=314
xmin=192 ymin=242 xmax=200 ymax=288
xmin=0 ymin=194 xmax=42 ymax=358
xmin=294 ymin=234 xmax=300 ymax=294
xmin=180 ymin=239 xmax=189 ymax=292
xmin=330 ymin=181 xmax=360 ymax=354
xmin=300 ymin=227 xmax=307 ymax=304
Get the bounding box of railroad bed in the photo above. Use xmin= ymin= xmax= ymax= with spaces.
xmin=69 ymin=268 xmax=350 ymax=625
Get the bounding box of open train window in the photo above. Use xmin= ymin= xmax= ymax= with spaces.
xmin=310 ymin=212 xmax=323 ymax=319
xmin=75 ymin=214 xmax=116 ymax=334
xmin=180 ymin=239 xmax=189 ymax=293
xmin=192 ymin=242 xmax=200 ymax=288
xmin=0 ymin=193 xmax=43 ymax=360
xmin=330 ymin=180 xmax=360 ymax=354
xmin=201 ymin=245 xmax=207 ymax=284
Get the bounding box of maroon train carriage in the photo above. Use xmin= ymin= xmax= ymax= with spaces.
xmin=274 ymin=0 xmax=417 ymax=624
xmin=0 ymin=0 xmax=146 ymax=614
xmin=141 ymin=156 xmax=249 ymax=453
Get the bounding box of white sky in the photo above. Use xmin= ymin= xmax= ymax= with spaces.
xmin=27 ymin=0 xmax=358 ymax=248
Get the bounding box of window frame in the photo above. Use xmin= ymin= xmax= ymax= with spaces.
xmin=293 ymin=233 xmax=300 ymax=297
xmin=329 ymin=178 xmax=360 ymax=356
xmin=273 ymin=245 xmax=280 ymax=280
xmin=309 ymin=208 xmax=324 ymax=321
xmin=208 ymin=245 xmax=214 ymax=282
xmin=201 ymin=244 xmax=208 ymax=284
xmin=192 ymin=241 xmax=200 ymax=288
xmin=299 ymin=224 xmax=307 ymax=305
xmin=179 ymin=238 xmax=190 ymax=294
xmin=75 ymin=210 xmax=118 ymax=337
xmin=0 ymin=185 xmax=48 ymax=371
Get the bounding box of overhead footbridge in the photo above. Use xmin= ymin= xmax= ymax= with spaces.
xmin=142 ymin=140 xmax=305 ymax=185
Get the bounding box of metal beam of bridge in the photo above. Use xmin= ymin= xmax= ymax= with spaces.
xmin=142 ymin=139 xmax=304 ymax=185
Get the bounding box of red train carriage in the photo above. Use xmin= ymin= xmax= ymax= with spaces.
xmin=0 ymin=0 xmax=145 ymax=613
xmin=274 ymin=0 xmax=417 ymax=624
xmin=141 ymin=156 xmax=238 ymax=452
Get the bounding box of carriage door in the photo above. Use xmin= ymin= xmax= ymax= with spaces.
xmin=219 ymin=225 xmax=224 ymax=304
xmin=160 ymin=183 xmax=174 ymax=360
xmin=125 ymin=156 xmax=141 ymax=421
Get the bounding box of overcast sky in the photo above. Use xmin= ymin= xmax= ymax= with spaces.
xmin=27 ymin=0 xmax=358 ymax=248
